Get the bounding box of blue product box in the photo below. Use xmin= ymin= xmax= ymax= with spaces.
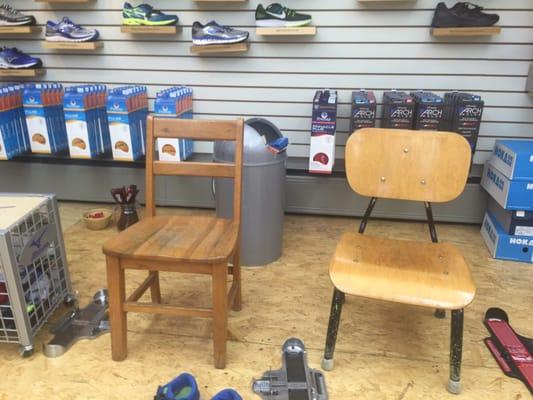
xmin=481 ymin=212 xmax=533 ymax=264
xmin=490 ymin=139 xmax=533 ymax=180
xmin=481 ymin=162 xmax=533 ymax=211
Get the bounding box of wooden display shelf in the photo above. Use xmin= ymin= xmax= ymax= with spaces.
xmin=0 ymin=26 xmax=41 ymax=34
xmin=431 ymin=26 xmax=501 ymax=36
xmin=256 ymin=26 xmax=316 ymax=36
xmin=121 ymin=25 xmax=178 ymax=35
xmin=43 ymin=41 xmax=103 ymax=50
xmin=190 ymin=42 xmax=248 ymax=54
xmin=0 ymin=69 xmax=45 ymax=77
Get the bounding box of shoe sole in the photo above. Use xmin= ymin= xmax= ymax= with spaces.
xmin=0 ymin=62 xmax=39 ymax=69
xmin=192 ymin=37 xmax=248 ymax=45
xmin=122 ymin=18 xmax=177 ymax=26
xmin=0 ymin=20 xmax=34 ymax=26
xmin=45 ymin=35 xmax=98 ymax=42
xmin=255 ymin=19 xmax=312 ymax=27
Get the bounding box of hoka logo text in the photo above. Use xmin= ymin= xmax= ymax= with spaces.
xmin=493 ymin=146 xmax=513 ymax=167
xmin=509 ymin=237 xmax=533 ymax=246
xmin=487 ymin=169 xmax=504 ymax=191
xmin=484 ymin=219 xmax=496 ymax=243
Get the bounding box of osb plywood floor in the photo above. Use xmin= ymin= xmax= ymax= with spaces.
xmin=0 ymin=202 xmax=531 ymax=400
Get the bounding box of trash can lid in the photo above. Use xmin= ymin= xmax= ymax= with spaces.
xmin=214 ymin=118 xmax=287 ymax=166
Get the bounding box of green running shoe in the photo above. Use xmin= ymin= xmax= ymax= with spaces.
xmin=122 ymin=2 xmax=178 ymax=26
xmin=255 ymin=3 xmax=312 ymax=27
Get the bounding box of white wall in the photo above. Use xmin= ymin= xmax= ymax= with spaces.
xmin=5 ymin=0 xmax=533 ymax=166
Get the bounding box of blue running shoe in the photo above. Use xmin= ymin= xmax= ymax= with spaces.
xmin=45 ymin=17 xmax=99 ymax=42
xmin=123 ymin=2 xmax=178 ymax=26
xmin=192 ymin=21 xmax=249 ymax=45
xmin=0 ymin=47 xmax=41 ymax=69
xmin=211 ymin=389 xmax=243 ymax=400
xmin=154 ymin=373 xmax=200 ymax=400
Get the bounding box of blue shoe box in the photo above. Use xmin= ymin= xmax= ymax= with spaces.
xmin=487 ymin=197 xmax=533 ymax=237
xmin=481 ymin=162 xmax=533 ymax=211
xmin=490 ymin=139 xmax=533 ymax=180
xmin=481 ymin=211 xmax=533 ymax=264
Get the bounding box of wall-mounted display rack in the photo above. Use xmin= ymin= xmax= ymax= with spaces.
xmin=431 ymin=26 xmax=501 ymax=37
xmin=0 ymin=26 xmax=42 ymax=34
xmin=43 ymin=41 xmax=103 ymax=50
xmin=0 ymin=69 xmax=45 ymax=77
xmin=121 ymin=26 xmax=179 ymax=35
xmin=256 ymin=27 xmax=317 ymax=36
xmin=190 ymin=43 xmax=248 ymax=54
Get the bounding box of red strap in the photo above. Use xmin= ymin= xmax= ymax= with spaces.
xmin=486 ymin=319 xmax=533 ymax=390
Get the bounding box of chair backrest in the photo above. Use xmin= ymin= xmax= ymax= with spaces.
xmin=145 ymin=116 xmax=244 ymax=223
xmin=345 ymin=128 xmax=471 ymax=203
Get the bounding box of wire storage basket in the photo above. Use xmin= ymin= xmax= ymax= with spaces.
xmin=0 ymin=193 xmax=72 ymax=357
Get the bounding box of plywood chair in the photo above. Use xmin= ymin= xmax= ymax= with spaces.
xmin=103 ymin=116 xmax=244 ymax=369
xmin=321 ymin=128 xmax=476 ymax=394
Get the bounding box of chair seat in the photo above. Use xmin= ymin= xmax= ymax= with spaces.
xmin=103 ymin=215 xmax=239 ymax=263
xmin=329 ymin=231 xmax=476 ymax=310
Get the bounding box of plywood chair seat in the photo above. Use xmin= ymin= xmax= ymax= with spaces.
xmin=103 ymin=215 xmax=239 ymax=264
xmin=330 ymin=232 xmax=476 ymax=310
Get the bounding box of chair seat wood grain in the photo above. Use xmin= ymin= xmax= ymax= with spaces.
xmin=103 ymin=215 xmax=239 ymax=264
xmin=329 ymin=231 xmax=476 ymax=310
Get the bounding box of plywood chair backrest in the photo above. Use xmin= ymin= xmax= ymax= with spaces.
xmin=145 ymin=116 xmax=244 ymax=223
xmin=345 ymin=128 xmax=471 ymax=202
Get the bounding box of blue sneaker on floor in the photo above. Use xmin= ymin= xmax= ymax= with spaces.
xmin=0 ymin=47 xmax=41 ymax=69
xmin=211 ymin=389 xmax=242 ymax=400
xmin=192 ymin=21 xmax=249 ymax=45
xmin=155 ymin=373 xmax=199 ymax=400
xmin=45 ymin=17 xmax=99 ymax=42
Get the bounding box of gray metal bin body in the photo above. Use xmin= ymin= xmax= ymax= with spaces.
xmin=214 ymin=119 xmax=287 ymax=266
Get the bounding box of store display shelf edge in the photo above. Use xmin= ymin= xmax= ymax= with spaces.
xmin=358 ymin=0 xmax=416 ymax=2
xmin=0 ymin=68 xmax=45 ymax=77
xmin=256 ymin=26 xmax=317 ymax=36
xmin=7 ymin=153 xmax=146 ymax=168
xmin=190 ymin=42 xmax=248 ymax=54
xmin=42 ymin=41 xmax=103 ymax=50
xmin=121 ymin=25 xmax=179 ymax=35
xmin=194 ymin=0 xmax=247 ymax=2
xmin=431 ymin=26 xmax=501 ymax=37
xmin=35 ymin=0 xmax=93 ymax=3
xmin=0 ymin=26 xmax=42 ymax=34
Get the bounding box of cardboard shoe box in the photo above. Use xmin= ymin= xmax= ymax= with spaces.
xmin=487 ymin=197 xmax=533 ymax=236
xmin=309 ymin=90 xmax=337 ymax=174
xmin=481 ymin=212 xmax=533 ymax=264
xmin=490 ymin=139 xmax=533 ymax=181
xmin=481 ymin=162 xmax=533 ymax=211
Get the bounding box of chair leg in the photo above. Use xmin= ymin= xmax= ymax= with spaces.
xmin=321 ymin=288 xmax=345 ymax=371
xmin=149 ymin=271 xmax=161 ymax=304
xmin=106 ymin=256 xmax=127 ymax=361
xmin=447 ymin=309 xmax=464 ymax=395
xmin=231 ymin=249 xmax=242 ymax=312
xmin=212 ymin=263 xmax=228 ymax=369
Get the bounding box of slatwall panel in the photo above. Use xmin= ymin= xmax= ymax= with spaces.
xmin=4 ymin=0 xmax=533 ymax=166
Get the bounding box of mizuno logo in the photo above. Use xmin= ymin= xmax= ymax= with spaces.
xmin=266 ymin=10 xmax=286 ymax=19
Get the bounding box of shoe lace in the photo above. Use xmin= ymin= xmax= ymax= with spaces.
xmin=63 ymin=17 xmax=81 ymax=29
xmin=1 ymin=4 xmax=22 ymax=17
xmin=459 ymin=2 xmax=483 ymax=11
xmin=282 ymin=6 xmax=296 ymax=17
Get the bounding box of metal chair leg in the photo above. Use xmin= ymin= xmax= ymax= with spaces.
xmin=447 ymin=309 xmax=464 ymax=395
xmin=321 ymin=288 xmax=345 ymax=371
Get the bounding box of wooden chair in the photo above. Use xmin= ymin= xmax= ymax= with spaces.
xmin=103 ymin=116 xmax=244 ymax=369
xmin=321 ymin=128 xmax=476 ymax=394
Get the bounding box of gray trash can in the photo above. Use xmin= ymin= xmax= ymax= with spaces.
xmin=214 ymin=118 xmax=287 ymax=266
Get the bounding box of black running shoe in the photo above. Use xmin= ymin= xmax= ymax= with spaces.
xmin=432 ymin=2 xmax=499 ymax=27
xmin=255 ymin=3 xmax=311 ymax=27
xmin=0 ymin=4 xmax=35 ymax=26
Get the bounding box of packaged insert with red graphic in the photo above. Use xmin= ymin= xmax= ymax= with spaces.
xmin=309 ymin=89 xmax=337 ymax=174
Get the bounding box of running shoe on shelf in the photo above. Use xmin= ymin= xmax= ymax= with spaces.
xmin=123 ymin=2 xmax=178 ymax=26
xmin=432 ymin=2 xmax=499 ymax=27
xmin=0 ymin=47 xmax=42 ymax=69
xmin=45 ymin=17 xmax=99 ymax=42
xmin=0 ymin=4 xmax=35 ymax=26
xmin=255 ymin=3 xmax=312 ymax=27
xmin=192 ymin=21 xmax=249 ymax=45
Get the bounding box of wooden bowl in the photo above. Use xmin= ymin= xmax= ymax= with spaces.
xmin=83 ymin=209 xmax=112 ymax=230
